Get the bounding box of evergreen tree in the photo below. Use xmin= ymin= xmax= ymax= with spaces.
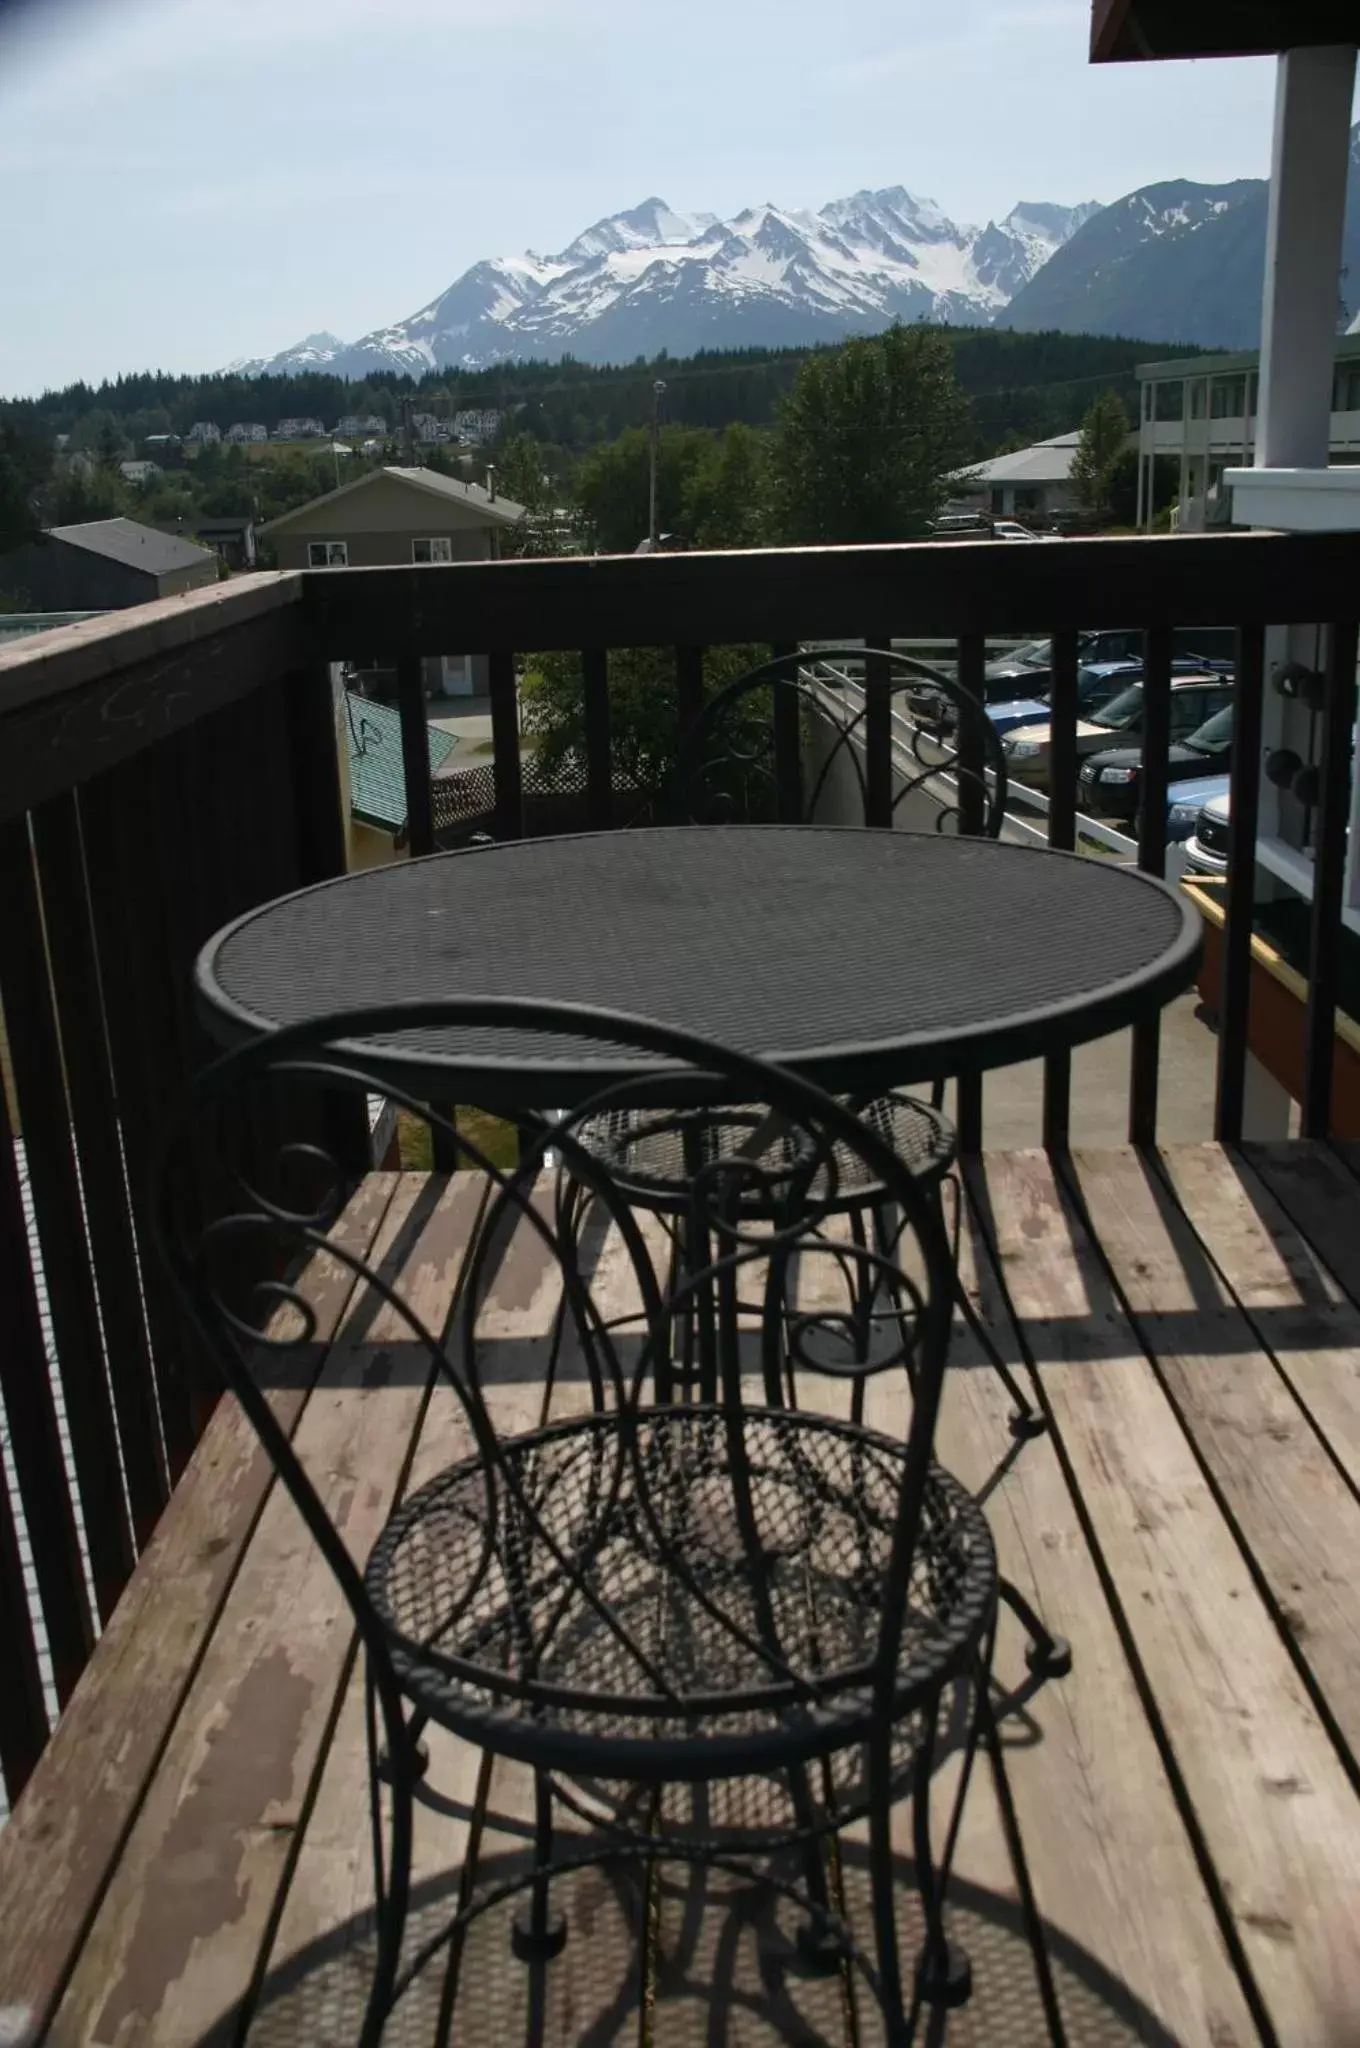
xmin=1069 ymin=389 xmax=1132 ymax=523
xmin=767 ymin=326 xmax=973 ymax=544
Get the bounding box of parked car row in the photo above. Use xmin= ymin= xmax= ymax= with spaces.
xmin=1000 ymin=670 xmax=1236 ymax=790
xmin=981 ymin=626 xmax=1236 ymax=704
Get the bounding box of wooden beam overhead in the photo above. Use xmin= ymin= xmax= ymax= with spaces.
xmin=1091 ymin=0 xmax=1359 ymax=62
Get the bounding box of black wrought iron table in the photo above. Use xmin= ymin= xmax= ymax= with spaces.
xmin=196 ymin=826 xmax=1201 ymax=1104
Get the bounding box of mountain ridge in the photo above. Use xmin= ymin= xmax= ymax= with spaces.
xmin=226 ymin=186 xmax=1100 ymax=379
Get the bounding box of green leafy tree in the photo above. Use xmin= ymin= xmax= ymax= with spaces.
xmin=522 ymin=644 xmax=768 ymax=805
xmin=681 ymin=424 xmax=769 ymax=549
xmin=576 ymin=424 xmax=714 ymax=553
xmin=51 ymin=465 xmax=127 ymax=525
xmin=767 ymin=325 xmax=973 ymax=544
xmin=0 ymin=419 xmax=47 ymax=553
xmin=1069 ymin=390 xmax=1131 ymax=524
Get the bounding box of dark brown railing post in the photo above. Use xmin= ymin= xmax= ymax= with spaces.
xmin=1129 ymin=624 xmax=1173 ymax=1144
xmin=862 ymin=642 xmax=893 ymax=829
xmin=954 ymin=634 xmax=987 ymax=1151
xmin=1302 ymin=617 xmax=1359 ymax=1138
xmin=489 ymin=648 xmax=524 ymax=840
xmin=395 ymin=653 xmax=436 ymax=859
xmin=1043 ymin=630 xmax=1080 ymax=1151
xmin=771 ymin=643 xmax=802 ymax=824
xmin=582 ymin=648 xmax=612 ymax=830
xmin=1214 ymin=623 xmax=1266 ymax=1142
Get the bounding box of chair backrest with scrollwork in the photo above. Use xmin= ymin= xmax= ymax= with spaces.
xmin=153 ymin=999 xmax=957 ymax=1748
xmin=669 ymin=645 xmax=1007 ymax=838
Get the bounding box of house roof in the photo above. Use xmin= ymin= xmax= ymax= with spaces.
xmin=962 ymin=432 xmax=1083 ymax=488
xmin=46 ymin=518 xmax=215 ymax=577
xmin=345 ymin=691 xmax=456 ymax=832
xmin=259 ymin=465 xmax=525 ymax=537
xmin=196 ymin=516 xmax=255 ymax=535
xmin=1135 ymin=330 xmax=1360 ymax=383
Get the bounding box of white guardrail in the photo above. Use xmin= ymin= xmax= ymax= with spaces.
xmin=803 ymin=659 xmax=1183 ymax=874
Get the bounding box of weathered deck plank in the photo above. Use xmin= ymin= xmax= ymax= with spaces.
xmin=48 ymin=1174 xmax=450 ymax=2047
xmin=0 ymin=1171 xmax=399 ymax=2046
xmin=942 ymin=1176 xmax=1260 ymax=2048
xmin=979 ymin=1148 xmax=1360 ymax=2047
xmin=1159 ymin=1143 xmax=1360 ymax=1489
xmin=14 ymin=1147 xmax=1360 ymax=2046
xmin=1065 ymin=1145 xmax=1360 ymax=1776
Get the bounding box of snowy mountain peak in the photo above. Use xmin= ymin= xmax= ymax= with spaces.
xmin=231 ymin=180 xmax=1104 ymax=379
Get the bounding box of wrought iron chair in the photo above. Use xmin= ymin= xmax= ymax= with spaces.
xmin=155 ymin=1000 xmax=1006 ymax=2046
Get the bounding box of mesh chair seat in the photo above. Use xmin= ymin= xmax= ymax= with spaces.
xmin=368 ymin=1405 xmax=995 ymax=1782
xmin=575 ymin=1094 xmax=957 ymax=1217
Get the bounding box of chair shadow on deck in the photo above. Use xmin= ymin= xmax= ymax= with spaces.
xmin=211 ymin=1832 xmax=1182 ymax=2048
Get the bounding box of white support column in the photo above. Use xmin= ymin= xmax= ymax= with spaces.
xmin=1255 ymin=44 xmax=1357 ymax=471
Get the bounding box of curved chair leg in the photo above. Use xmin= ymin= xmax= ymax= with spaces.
xmin=363 ymin=1665 xmax=414 ymax=2048
xmin=866 ymin=1723 xmax=911 ymax=2045
xmin=512 ymin=1769 xmax=568 ymax=1960
xmin=911 ymin=1698 xmax=973 ymax=2015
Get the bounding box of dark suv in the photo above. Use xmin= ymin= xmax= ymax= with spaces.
xmin=1079 ymin=697 xmax=1236 ymax=822
xmin=982 ymin=626 xmax=1235 ymax=704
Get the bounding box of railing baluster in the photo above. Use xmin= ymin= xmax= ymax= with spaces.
xmin=31 ymin=794 xmax=168 ymax=1547
xmin=1043 ymin=629 xmax=1080 ymax=1151
xmin=582 ymin=648 xmax=612 ymax=830
xmin=78 ymin=765 xmax=199 ymax=1481
xmin=0 ymin=1440 xmax=48 ymax=1802
xmin=767 ymin=642 xmax=801 ymax=824
xmin=0 ymin=1062 xmax=93 ymax=1705
xmin=396 ymin=653 xmax=436 ymax=859
xmin=1214 ymin=623 xmax=1266 ymax=1142
xmin=1129 ymin=623 xmax=1173 ymax=1144
xmin=1302 ymin=617 xmax=1360 ymax=1138
xmin=862 ymin=642 xmax=893 ymax=829
xmin=955 ymin=634 xmax=986 ymax=1152
xmin=489 ymin=648 xmax=524 ymax=841
xmin=0 ymin=816 xmax=137 ymax=1621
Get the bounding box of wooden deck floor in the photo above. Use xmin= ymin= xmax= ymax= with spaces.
xmin=3 ymin=1143 xmax=1360 ymax=2047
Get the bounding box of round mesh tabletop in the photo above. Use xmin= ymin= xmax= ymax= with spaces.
xmin=197 ymin=827 xmax=1201 ymax=1107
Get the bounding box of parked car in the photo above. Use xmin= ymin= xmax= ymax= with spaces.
xmin=992 ymin=520 xmax=1041 ymax=541
xmin=1002 ymin=672 xmax=1235 ymax=788
xmin=987 ymin=659 xmax=1147 ymax=737
xmin=1168 ymin=775 xmax=1231 ymax=851
xmin=981 ymin=627 xmax=1235 ymax=704
xmin=1182 ymin=790 xmax=1231 ymax=875
xmin=1078 ymin=702 xmax=1235 ymax=824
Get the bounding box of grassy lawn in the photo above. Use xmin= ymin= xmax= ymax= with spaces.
xmin=397 ymin=1106 xmax=522 ymax=1171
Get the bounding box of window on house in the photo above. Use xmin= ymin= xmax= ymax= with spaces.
xmin=1154 ymin=383 xmax=1184 ymax=422
xmin=1210 ymin=376 xmax=1246 ymax=418
xmin=412 ymin=537 xmax=454 ymax=564
xmin=1334 ymin=366 xmax=1360 ymax=412
xmin=307 ymin=541 xmax=348 ymax=568
xmin=1189 ymin=380 xmax=1207 ymax=419
xmin=1142 ymin=383 xmax=1153 ymax=422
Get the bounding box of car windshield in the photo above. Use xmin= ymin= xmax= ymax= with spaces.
xmin=1076 ymin=664 xmax=1137 ymax=709
xmin=1183 ymin=705 xmax=1234 ymax=755
xmin=1001 ymin=638 xmax=1050 ymax=668
xmin=1089 ymin=681 xmax=1145 ymax=730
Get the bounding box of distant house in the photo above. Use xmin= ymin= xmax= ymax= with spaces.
xmin=261 ymin=465 xmax=524 ymax=696
xmin=274 ymin=417 xmax=326 ymax=441
xmin=185 ymin=421 xmax=221 ymax=446
xmin=196 ymin=515 xmax=257 ymax=570
xmin=0 ymin=517 xmax=218 ymax=610
xmin=119 ymin=459 xmax=161 ymax=486
xmin=412 ymin=413 xmax=451 ymax=446
xmin=144 ymin=433 xmax=182 ymax=453
xmin=453 ymin=409 xmax=501 ymax=445
xmin=336 ymin=413 xmax=387 ymax=437
xmin=342 ymin=688 xmax=456 ymax=867
xmin=953 ymin=431 xmax=1084 ymax=522
xmin=224 ymin=422 xmax=269 ymax=445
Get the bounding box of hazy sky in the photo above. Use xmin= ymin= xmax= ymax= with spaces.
xmin=0 ymin=0 xmax=1331 ymax=396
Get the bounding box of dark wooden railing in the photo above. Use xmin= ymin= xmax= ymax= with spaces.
xmin=0 ymin=529 xmax=1355 ymax=1806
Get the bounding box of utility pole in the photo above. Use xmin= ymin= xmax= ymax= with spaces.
xmin=648 ymin=379 xmax=666 ymax=548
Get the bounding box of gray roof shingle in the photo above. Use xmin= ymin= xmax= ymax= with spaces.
xmin=46 ymin=518 xmax=217 ymax=578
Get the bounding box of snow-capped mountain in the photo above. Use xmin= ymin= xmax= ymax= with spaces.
xmin=1005 ymin=124 xmax=1360 ymax=348
xmin=228 ymin=188 xmax=1101 ymax=378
